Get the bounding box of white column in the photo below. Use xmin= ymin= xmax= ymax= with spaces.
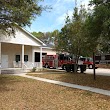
xmin=32 ymin=47 xmax=34 ymax=67
xmin=0 ymin=43 xmax=1 ymax=74
xmin=22 ymin=45 xmax=24 ymax=69
xmin=40 ymin=47 xmax=42 ymax=68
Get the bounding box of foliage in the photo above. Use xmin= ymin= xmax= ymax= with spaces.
xmin=56 ymin=0 xmax=110 ymax=56
xmin=31 ymin=32 xmax=44 ymax=39
xmin=31 ymin=30 xmax=59 ymax=47
xmin=87 ymin=0 xmax=110 ymax=53
xmin=56 ymin=5 xmax=96 ymax=57
xmin=31 ymin=67 xmax=36 ymax=72
xmin=0 ymin=0 xmax=45 ymax=35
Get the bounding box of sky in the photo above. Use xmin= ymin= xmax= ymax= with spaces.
xmin=25 ymin=0 xmax=90 ymax=33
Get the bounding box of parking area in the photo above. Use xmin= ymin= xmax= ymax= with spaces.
xmin=85 ymin=68 xmax=110 ymax=76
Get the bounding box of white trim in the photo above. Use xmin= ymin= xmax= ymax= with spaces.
xmin=32 ymin=47 xmax=34 ymax=66
xmin=40 ymin=47 xmax=42 ymax=68
xmin=0 ymin=42 xmax=1 ymax=65
xmin=22 ymin=45 xmax=24 ymax=69
xmin=42 ymin=46 xmax=54 ymax=49
xmin=20 ymin=27 xmax=46 ymax=46
xmin=0 ymin=43 xmax=1 ymax=74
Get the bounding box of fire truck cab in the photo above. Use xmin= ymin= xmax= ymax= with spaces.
xmin=79 ymin=57 xmax=93 ymax=69
xmin=58 ymin=54 xmax=75 ymax=69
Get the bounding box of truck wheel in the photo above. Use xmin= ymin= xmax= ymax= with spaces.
xmin=88 ymin=64 xmax=93 ymax=69
xmin=45 ymin=63 xmax=49 ymax=68
xmin=80 ymin=65 xmax=86 ymax=73
xmin=81 ymin=70 xmax=84 ymax=73
xmin=65 ymin=64 xmax=71 ymax=72
xmin=62 ymin=65 xmax=66 ymax=70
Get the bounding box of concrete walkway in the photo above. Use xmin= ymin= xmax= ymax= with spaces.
xmin=15 ymin=74 xmax=110 ymax=96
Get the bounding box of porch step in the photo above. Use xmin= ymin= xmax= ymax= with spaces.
xmin=1 ymin=70 xmax=15 ymax=74
xmin=1 ymin=68 xmax=31 ymax=74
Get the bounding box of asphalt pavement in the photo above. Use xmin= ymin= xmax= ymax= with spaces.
xmin=85 ymin=68 xmax=110 ymax=76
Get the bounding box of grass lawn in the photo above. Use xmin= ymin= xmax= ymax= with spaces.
xmin=0 ymin=74 xmax=110 ymax=110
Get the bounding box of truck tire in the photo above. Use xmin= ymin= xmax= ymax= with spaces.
xmin=62 ymin=64 xmax=66 ymax=70
xmin=80 ymin=65 xmax=86 ymax=73
xmin=65 ymin=64 xmax=71 ymax=72
xmin=45 ymin=63 xmax=49 ymax=68
xmin=88 ymin=64 xmax=93 ymax=69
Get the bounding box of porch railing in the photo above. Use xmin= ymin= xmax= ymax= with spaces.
xmin=13 ymin=61 xmax=21 ymax=68
xmin=13 ymin=61 xmax=41 ymax=69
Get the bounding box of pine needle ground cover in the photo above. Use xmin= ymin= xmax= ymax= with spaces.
xmin=28 ymin=72 xmax=110 ymax=91
xmin=0 ymin=74 xmax=110 ymax=110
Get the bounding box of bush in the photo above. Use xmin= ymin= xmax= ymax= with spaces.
xmin=31 ymin=67 xmax=36 ymax=72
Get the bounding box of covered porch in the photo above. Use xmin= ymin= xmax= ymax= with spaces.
xmin=0 ymin=42 xmax=43 ymax=70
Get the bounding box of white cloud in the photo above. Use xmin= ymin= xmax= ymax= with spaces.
xmin=77 ymin=0 xmax=91 ymax=9
xmin=56 ymin=10 xmax=73 ymax=25
xmin=46 ymin=0 xmax=91 ymax=32
xmin=57 ymin=0 xmax=74 ymax=3
xmin=26 ymin=0 xmax=92 ymax=32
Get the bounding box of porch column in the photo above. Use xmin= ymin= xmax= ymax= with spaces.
xmin=40 ymin=47 xmax=42 ymax=68
xmin=0 ymin=43 xmax=1 ymax=74
xmin=32 ymin=47 xmax=34 ymax=67
xmin=22 ymin=45 xmax=24 ymax=69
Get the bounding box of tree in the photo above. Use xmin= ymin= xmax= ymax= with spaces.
xmin=55 ymin=5 xmax=101 ymax=72
xmin=31 ymin=32 xmax=44 ymax=39
xmin=87 ymin=0 xmax=110 ymax=53
xmin=55 ymin=6 xmax=88 ymax=71
xmin=0 ymin=0 xmax=45 ymax=35
xmin=31 ymin=30 xmax=59 ymax=47
xmin=56 ymin=6 xmax=94 ymax=57
xmin=51 ymin=30 xmax=59 ymax=47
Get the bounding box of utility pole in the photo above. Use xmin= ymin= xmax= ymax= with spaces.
xmin=93 ymin=52 xmax=96 ymax=80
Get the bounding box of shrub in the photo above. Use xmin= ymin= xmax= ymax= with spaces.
xmin=31 ymin=67 xmax=36 ymax=72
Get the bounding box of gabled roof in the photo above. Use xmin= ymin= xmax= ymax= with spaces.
xmin=18 ymin=26 xmax=46 ymax=46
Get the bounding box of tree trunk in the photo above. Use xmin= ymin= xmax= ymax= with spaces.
xmin=74 ymin=55 xmax=79 ymax=72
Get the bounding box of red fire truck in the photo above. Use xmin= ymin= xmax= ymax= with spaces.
xmin=42 ymin=54 xmax=87 ymax=73
xmin=42 ymin=54 xmax=75 ymax=69
xmin=42 ymin=54 xmax=95 ymax=69
xmin=42 ymin=55 xmax=58 ymax=68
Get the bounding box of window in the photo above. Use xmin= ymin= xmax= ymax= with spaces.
xmin=24 ymin=55 xmax=28 ymax=62
xmin=15 ymin=55 xmax=20 ymax=62
xmin=42 ymin=53 xmax=47 ymax=55
xmin=35 ymin=52 xmax=47 ymax=62
xmin=95 ymin=56 xmax=101 ymax=60
xmin=58 ymin=54 xmax=64 ymax=60
xmin=35 ymin=52 xmax=40 ymax=62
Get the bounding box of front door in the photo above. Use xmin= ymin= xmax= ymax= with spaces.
xmin=1 ymin=55 xmax=8 ymax=68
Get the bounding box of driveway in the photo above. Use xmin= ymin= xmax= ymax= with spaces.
xmin=85 ymin=68 xmax=110 ymax=76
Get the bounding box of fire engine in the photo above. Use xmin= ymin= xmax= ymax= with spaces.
xmin=42 ymin=54 xmax=94 ymax=69
xmin=42 ymin=54 xmax=74 ymax=69
xmin=42 ymin=54 xmax=87 ymax=73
